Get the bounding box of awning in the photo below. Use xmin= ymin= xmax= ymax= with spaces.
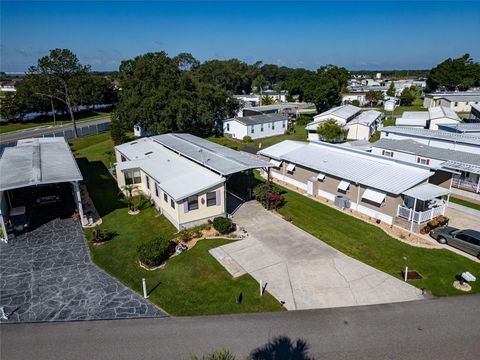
xmin=402 ymin=183 xmax=450 ymax=201
xmin=317 ymin=173 xmax=325 ymax=181
xmin=362 ymin=188 xmax=387 ymax=204
xmin=269 ymin=159 xmax=282 ymax=168
xmin=286 ymin=163 xmax=296 ymax=172
xmin=338 ymin=180 xmax=350 ymax=191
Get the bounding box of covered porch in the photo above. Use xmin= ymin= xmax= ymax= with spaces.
xmin=397 ymin=183 xmax=450 ymax=232
xmin=442 ymin=160 xmax=480 ymax=194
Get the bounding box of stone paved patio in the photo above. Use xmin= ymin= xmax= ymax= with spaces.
xmin=0 ymin=218 xmax=167 ymax=323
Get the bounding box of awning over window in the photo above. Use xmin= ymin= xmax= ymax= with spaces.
xmin=269 ymin=159 xmax=282 ymax=168
xmin=362 ymin=188 xmax=386 ymax=204
xmin=338 ymin=180 xmax=350 ymax=191
xmin=286 ymin=163 xmax=296 ymax=172
xmin=317 ymin=173 xmax=325 ymax=181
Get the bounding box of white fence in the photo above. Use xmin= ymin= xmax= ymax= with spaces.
xmin=452 ymin=177 xmax=480 ymax=193
xmin=397 ymin=204 xmax=446 ymax=224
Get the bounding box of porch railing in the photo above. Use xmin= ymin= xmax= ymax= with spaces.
xmin=452 ymin=177 xmax=480 ymax=193
xmin=397 ymin=204 xmax=446 ymax=224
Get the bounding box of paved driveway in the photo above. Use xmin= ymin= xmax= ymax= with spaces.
xmin=211 ymin=202 xmax=423 ymax=310
xmin=0 ymin=218 xmax=166 ymax=323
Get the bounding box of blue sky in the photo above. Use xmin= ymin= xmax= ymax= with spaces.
xmin=1 ymin=1 xmax=480 ymax=72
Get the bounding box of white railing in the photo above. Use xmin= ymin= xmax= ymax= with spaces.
xmin=452 ymin=177 xmax=480 ymax=193
xmin=397 ymin=204 xmax=446 ymax=224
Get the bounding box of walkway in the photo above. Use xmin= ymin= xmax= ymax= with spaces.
xmin=0 ymin=218 xmax=166 ymax=323
xmin=211 ymin=201 xmax=423 ymax=310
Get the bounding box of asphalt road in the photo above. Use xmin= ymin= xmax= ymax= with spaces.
xmin=2 ymin=294 xmax=479 ymax=359
xmin=0 ymin=116 xmax=110 ymax=144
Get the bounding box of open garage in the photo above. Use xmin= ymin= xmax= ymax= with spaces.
xmin=0 ymin=138 xmax=84 ymax=240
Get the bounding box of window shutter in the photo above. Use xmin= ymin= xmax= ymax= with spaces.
xmin=216 ymin=190 xmax=221 ymax=206
xmin=426 ymin=159 xmax=430 ymax=165
xmin=417 ymin=157 xmax=420 ymax=163
xmin=183 ymin=201 xmax=189 ymax=213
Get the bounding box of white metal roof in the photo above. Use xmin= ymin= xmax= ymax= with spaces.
xmin=260 ymin=140 xmax=433 ymax=194
xmin=348 ymin=110 xmax=383 ymax=126
xmin=400 ymin=112 xmax=430 ymax=120
xmin=362 ymin=188 xmax=387 ymax=204
xmin=258 ymin=140 xmax=306 ymax=160
xmin=428 ymin=106 xmax=460 ymax=121
xmin=115 ymin=137 xmax=224 ymax=201
xmin=402 ymin=183 xmax=450 ymax=201
xmin=151 ymin=133 xmax=271 ymax=175
xmin=0 ymin=137 xmax=83 ymax=192
xmin=396 ymin=118 xmax=428 ymax=127
xmin=313 ymin=104 xmax=360 ymax=121
xmin=381 ymin=126 xmax=480 ymax=146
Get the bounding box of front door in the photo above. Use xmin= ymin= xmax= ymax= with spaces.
xmin=307 ymin=180 xmax=314 ymax=196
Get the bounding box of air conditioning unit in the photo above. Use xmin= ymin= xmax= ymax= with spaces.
xmin=335 ymin=195 xmax=351 ymax=210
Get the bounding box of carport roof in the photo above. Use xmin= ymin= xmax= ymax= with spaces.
xmin=0 ymin=138 xmax=83 ymax=192
xmin=151 ymin=133 xmax=272 ymax=175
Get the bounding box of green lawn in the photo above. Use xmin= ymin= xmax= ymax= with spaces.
xmin=274 ymin=183 xmax=480 ymax=297
xmin=207 ymin=125 xmax=308 ymax=151
xmin=70 ymin=132 xmax=283 ymax=316
xmin=450 ymin=196 xmax=480 ymax=211
xmin=0 ymin=111 xmax=112 ymax=134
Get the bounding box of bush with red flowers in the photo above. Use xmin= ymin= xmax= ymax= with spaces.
xmin=253 ymin=182 xmax=285 ymax=210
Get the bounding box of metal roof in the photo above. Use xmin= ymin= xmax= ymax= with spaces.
xmin=243 ymin=103 xmax=307 ymax=113
xmin=339 ymin=140 xmax=372 ymax=152
xmin=260 ymin=140 xmax=433 ymax=194
xmin=372 ymin=138 xmax=480 ymax=167
xmin=400 ymin=111 xmax=430 ymax=120
xmin=115 ymin=138 xmax=225 ymax=201
xmin=313 ymin=104 xmax=360 ymax=121
xmin=441 ymin=94 xmax=480 ymax=102
xmin=381 ymin=126 xmax=480 ymax=146
xmin=402 ymin=183 xmax=450 ymax=201
xmin=151 ymin=133 xmax=271 ymax=176
xmin=396 ymin=118 xmax=428 ymax=127
xmin=348 ymin=110 xmax=383 ymax=126
xmin=224 ymin=114 xmax=288 ymax=126
xmin=258 ymin=140 xmax=306 ymax=160
xmin=0 ymin=137 xmax=83 ymax=192
xmin=428 ymin=106 xmax=460 ymax=121
xmin=438 ymin=123 xmax=480 ymax=133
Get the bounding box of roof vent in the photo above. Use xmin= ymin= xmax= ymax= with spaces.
xmin=145 ymin=151 xmax=153 ymax=155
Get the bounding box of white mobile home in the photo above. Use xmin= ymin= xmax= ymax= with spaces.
xmin=223 ymin=114 xmax=288 ymax=140
xmin=346 ymin=110 xmax=384 ymax=141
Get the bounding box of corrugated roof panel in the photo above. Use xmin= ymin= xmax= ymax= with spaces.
xmin=381 ymin=126 xmax=480 ymax=146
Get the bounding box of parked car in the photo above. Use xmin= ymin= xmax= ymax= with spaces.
xmin=430 ymin=227 xmax=480 ymax=258
xmin=9 ymin=206 xmax=29 ymax=233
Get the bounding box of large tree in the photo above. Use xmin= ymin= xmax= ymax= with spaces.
xmin=426 ymin=54 xmax=480 ymax=92
xmin=366 ymin=90 xmax=384 ymax=106
xmin=28 ymin=49 xmax=91 ymax=137
xmin=114 ymin=52 xmax=240 ymax=138
xmin=386 ymin=82 xmax=396 ymax=97
xmin=316 ymin=119 xmax=347 ymax=143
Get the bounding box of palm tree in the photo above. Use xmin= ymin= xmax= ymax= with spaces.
xmin=120 ymin=185 xmax=138 ymax=212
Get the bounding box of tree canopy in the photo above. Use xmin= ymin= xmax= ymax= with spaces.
xmin=426 ymin=54 xmax=480 ymax=92
xmin=316 ymin=119 xmax=347 ymax=143
xmin=386 ymin=82 xmax=396 ymax=97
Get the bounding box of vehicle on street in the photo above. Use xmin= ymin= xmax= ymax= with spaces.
xmin=430 ymin=227 xmax=480 ymax=258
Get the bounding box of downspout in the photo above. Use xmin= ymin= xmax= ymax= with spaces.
xmin=355 ymin=182 xmax=360 ymax=211
xmin=410 ymin=197 xmax=418 ymax=233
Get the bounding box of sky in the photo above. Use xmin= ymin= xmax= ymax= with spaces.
xmin=1 ymin=1 xmax=480 ymax=72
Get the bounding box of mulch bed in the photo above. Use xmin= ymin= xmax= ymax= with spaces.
xmin=400 ymin=270 xmax=424 ymax=280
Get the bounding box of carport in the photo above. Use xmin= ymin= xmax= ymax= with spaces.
xmin=0 ymin=138 xmax=84 ymax=242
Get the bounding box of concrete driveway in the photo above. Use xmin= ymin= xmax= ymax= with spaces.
xmin=211 ymin=202 xmax=423 ymax=310
xmin=0 ymin=218 xmax=166 ymax=323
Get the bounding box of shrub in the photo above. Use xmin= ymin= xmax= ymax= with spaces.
xmin=351 ymin=99 xmax=360 ymax=107
xmin=253 ymin=182 xmax=285 ymax=210
xmin=213 ymin=217 xmax=233 ymax=234
xmin=177 ymin=229 xmax=193 ymax=242
xmin=295 ymin=115 xmax=311 ymax=126
xmin=190 ymin=349 xmax=237 ymax=360
xmin=137 ymin=237 xmax=173 ymax=267
xmin=420 ymin=215 xmax=449 ymax=234
xmin=242 ymin=135 xmax=252 ymax=143
xmin=91 ymin=225 xmax=107 ymax=243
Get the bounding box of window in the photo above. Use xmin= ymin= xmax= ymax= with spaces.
xmin=170 ymin=199 xmax=175 ymax=209
xmin=261 ymin=124 xmax=264 ymax=132
xmin=283 ymin=121 xmax=286 ymax=128
xmin=164 ymin=193 xmax=168 ymax=202
xmin=417 ymin=157 xmax=430 ymax=165
xmin=382 ymin=150 xmax=394 ymax=157
xmin=456 ymin=233 xmax=470 ymax=242
xmin=187 ymin=195 xmax=199 ymax=211
xmin=207 ymin=192 xmax=217 ymax=207
xmin=272 ymin=122 xmax=275 ymax=130
xmin=146 ymin=175 xmax=150 ymax=189
xmin=125 ymin=170 xmax=141 ymax=185
xmin=226 ymin=123 xmax=230 ymax=131
xmin=251 ymin=126 xmax=254 ymax=134
xmin=454 ymin=102 xmax=458 ymax=106
xmin=154 ymin=183 xmax=159 ymax=197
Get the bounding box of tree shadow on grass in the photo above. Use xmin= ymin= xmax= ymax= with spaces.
xmin=76 ymin=157 xmax=124 ymax=217
xmin=250 ymin=336 xmax=314 ymax=360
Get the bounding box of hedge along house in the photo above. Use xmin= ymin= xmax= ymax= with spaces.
xmin=115 ymin=133 xmax=272 ymax=229
xmin=258 ymin=140 xmax=452 ymax=232
xmin=0 ymin=138 xmax=84 ymax=242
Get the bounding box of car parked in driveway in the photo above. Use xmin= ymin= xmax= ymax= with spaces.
xmin=430 ymin=227 xmax=480 ymax=258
